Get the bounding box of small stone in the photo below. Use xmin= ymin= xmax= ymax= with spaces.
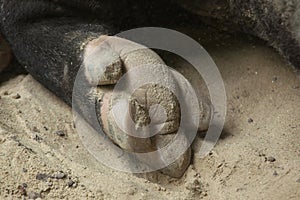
xmin=55 ymin=130 xmax=65 ymax=137
xmin=33 ymin=126 xmax=40 ymax=133
xmin=272 ymin=76 xmax=278 ymax=83
xmin=3 ymin=91 xmax=9 ymax=95
xmin=296 ymin=178 xmax=300 ymax=183
xmin=36 ymin=173 xmax=48 ymax=181
xmin=67 ymin=180 xmax=75 ymax=187
xmin=266 ymin=156 xmax=276 ymax=162
xmin=23 ymin=168 xmax=28 ymax=173
xmin=273 ymin=171 xmax=278 ymax=176
xmin=28 ymin=191 xmax=40 ymax=200
xmin=12 ymin=93 xmax=21 ymax=99
xmin=52 ymin=172 xmax=66 ymax=179
xmin=248 ymin=118 xmax=254 ymax=123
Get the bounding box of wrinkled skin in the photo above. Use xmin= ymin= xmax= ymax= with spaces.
xmin=176 ymin=0 xmax=300 ymax=68
xmin=0 ymin=34 xmax=11 ymax=72
xmin=0 ymin=0 xmax=299 ymax=178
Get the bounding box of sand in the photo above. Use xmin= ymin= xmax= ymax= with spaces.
xmin=0 ymin=28 xmax=299 ymax=199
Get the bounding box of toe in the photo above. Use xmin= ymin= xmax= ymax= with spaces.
xmin=129 ymin=84 xmax=180 ymax=136
xmin=93 ymin=36 xmax=194 ymax=177
xmin=83 ymin=36 xmax=123 ymax=86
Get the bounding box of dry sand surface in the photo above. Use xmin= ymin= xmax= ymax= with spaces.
xmin=0 ymin=28 xmax=300 ymax=199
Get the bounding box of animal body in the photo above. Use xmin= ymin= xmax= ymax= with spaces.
xmin=0 ymin=0 xmax=299 ymax=178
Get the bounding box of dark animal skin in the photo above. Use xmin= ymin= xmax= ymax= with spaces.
xmin=0 ymin=0 xmax=299 ymax=104
xmin=0 ymin=0 xmax=299 ymax=177
xmin=175 ymin=0 xmax=300 ymax=69
xmin=0 ymin=0 xmax=195 ymax=105
xmin=0 ymin=34 xmax=11 ymax=72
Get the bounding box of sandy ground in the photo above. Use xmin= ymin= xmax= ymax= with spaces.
xmin=0 ymin=28 xmax=300 ymax=199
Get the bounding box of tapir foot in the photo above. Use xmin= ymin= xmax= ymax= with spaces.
xmin=81 ymin=35 xmax=212 ymax=178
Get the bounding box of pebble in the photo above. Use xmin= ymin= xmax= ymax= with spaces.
xmin=52 ymin=172 xmax=66 ymax=179
xmin=67 ymin=179 xmax=75 ymax=187
xmin=36 ymin=173 xmax=48 ymax=181
xmin=248 ymin=118 xmax=254 ymax=123
xmin=55 ymin=130 xmax=65 ymax=137
xmin=33 ymin=126 xmax=40 ymax=133
xmin=12 ymin=93 xmax=21 ymax=99
xmin=158 ymin=187 xmax=166 ymax=192
xmin=273 ymin=171 xmax=278 ymax=176
xmin=266 ymin=156 xmax=276 ymax=162
xmin=296 ymin=178 xmax=300 ymax=183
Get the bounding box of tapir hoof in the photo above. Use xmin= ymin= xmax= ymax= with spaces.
xmin=81 ymin=36 xmax=212 ymax=178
